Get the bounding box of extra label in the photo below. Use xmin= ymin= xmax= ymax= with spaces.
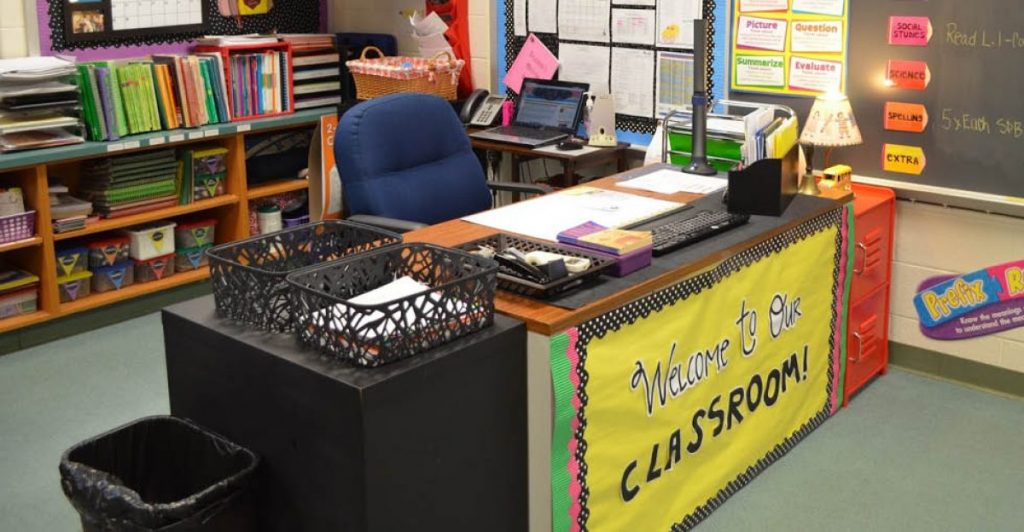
xmin=884 ymin=102 xmax=929 ymax=133
xmin=889 ymin=16 xmax=932 ymax=46
xmin=883 ymin=144 xmax=927 ymax=175
xmin=887 ymin=60 xmax=930 ymax=91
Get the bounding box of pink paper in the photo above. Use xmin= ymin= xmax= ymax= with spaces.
xmin=889 ymin=16 xmax=932 ymax=46
xmin=503 ymin=34 xmax=559 ymax=94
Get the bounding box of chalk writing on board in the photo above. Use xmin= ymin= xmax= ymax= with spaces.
xmin=945 ymin=23 xmax=1024 ymax=49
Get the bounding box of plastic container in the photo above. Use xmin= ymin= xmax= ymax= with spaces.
xmin=0 ymin=210 xmax=35 ymax=244
xmin=0 ymin=287 xmax=37 ymax=318
xmin=207 ymin=221 xmax=403 ymax=332
xmin=282 ymin=212 xmax=310 ymax=228
xmin=92 ymin=262 xmax=134 ymax=293
xmin=192 ymin=147 xmax=228 ymax=176
xmin=193 ymin=174 xmax=225 ymax=201
xmin=175 ymin=219 xmax=217 ymax=249
xmin=286 ymin=243 xmax=497 ymax=367
xmin=257 ymin=205 xmax=282 ymax=234
xmin=56 ymin=245 xmax=90 ymax=278
xmin=134 ymin=254 xmax=175 ymax=283
xmin=175 ymin=244 xmax=212 ymax=272
xmin=58 ymin=271 xmax=92 ymax=303
xmin=59 ymin=416 xmax=259 ymax=532
xmin=87 ymin=236 xmax=131 ymax=268
xmin=125 ymin=222 xmax=176 ymax=261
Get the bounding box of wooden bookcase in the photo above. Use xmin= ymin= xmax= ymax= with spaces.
xmin=0 ymin=107 xmax=333 ymax=335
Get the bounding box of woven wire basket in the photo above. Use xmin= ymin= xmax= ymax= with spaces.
xmin=206 ymin=221 xmax=402 ymax=332
xmin=286 ymin=243 xmax=497 ymax=368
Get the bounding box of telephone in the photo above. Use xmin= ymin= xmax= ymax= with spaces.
xmin=460 ymin=89 xmax=507 ymax=127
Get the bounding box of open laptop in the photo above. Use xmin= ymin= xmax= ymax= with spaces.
xmin=470 ymin=78 xmax=589 ymax=147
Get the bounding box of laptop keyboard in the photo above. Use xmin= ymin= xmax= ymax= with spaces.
xmin=649 ymin=210 xmax=751 ymax=255
xmin=492 ymin=125 xmax=562 ymax=140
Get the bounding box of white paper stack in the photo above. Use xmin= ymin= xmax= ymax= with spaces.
xmin=409 ymin=12 xmax=453 ymax=58
xmin=0 ymin=56 xmax=83 ymax=153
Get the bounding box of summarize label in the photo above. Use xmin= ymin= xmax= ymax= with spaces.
xmin=791 ymin=20 xmax=844 ymax=53
xmin=739 ymin=0 xmax=789 ymax=13
xmin=737 ymin=16 xmax=788 ymax=51
xmin=883 ymin=144 xmax=927 ymax=175
xmin=884 ymin=102 xmax=929 ymax=133
xmin=886 ymin=59 xmax=931 ymax=90
xmin=788 ymin=56 xmax=843 ymax=93
xmin=792 ymin=0 xmax=846 ymax=17
xmin=889 ymin=16 xmax=932 ymax=46
xmin=735 ymin=55 xmax=786 ymax=88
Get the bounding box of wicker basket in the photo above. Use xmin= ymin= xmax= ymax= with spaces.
xmin=346 ymin=46 xmax=464 ymax=101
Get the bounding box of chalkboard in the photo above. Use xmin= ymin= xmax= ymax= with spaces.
xmin=731 ymin=0 xmax=1024 ymax=201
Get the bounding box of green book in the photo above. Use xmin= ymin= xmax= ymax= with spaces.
xmin=178 ymin=149 xmax=193 ymax=205
xmin=136 ymin=62 xmax=160 ymax=132
xmin=75 ymin=65 xmax=102 ymax=141
xmin=85 ymin=61 xmax=128 ymax=137
xmin=199 ymin=61 xmax=219 ymax=124
xmin=86 ymin=66 xmax=108 ymax=140
xmin=150 ymin=63 xmax=171 ymax=130
xmin=117 ymin=65 xmax=139 ymax=134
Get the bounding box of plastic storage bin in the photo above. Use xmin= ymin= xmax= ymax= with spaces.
xmin=125 ymin=222 xmax=176 ymax=261
xmin=58 ymin=271 xmax=92 ymax=303
xmin=92 ymin=263 xmax=134 ymax=292
xmin=175 ymin=219 xmax=217 ymax=249
xmin=134 ymin=254 xmax=175 ymax=283
xmin=192 ymin=147 xmax=228 ymax=176
xmin=87 ymin=236 xmax=130 ymax=268
xmin=56 ymin=245 xmax=89 ymax=278
xmin=175 ymin=244 xmax=211 ymax=272
xmin=286 ymin=243 xmax=497 ymax=367
xmin=0 ymin=210 xmax=35 ymax=244
xmin=0 ymin=287 xmax=37 ymax=318
xmin=194 ymin=175 xmax=225 ymax=200
xmin=59 ymin=416 xmax=259 ymax=532
xmin=207 ymin=221 xmax=403 ymax=332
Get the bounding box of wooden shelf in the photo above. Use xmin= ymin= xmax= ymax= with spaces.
xmin=0 ymin=236 xmax=43 ymax=253
xmin=53 ymin=195 xmax=239 ymax=241
xmin=247 ymin=179 xmax=310 ymax=199
xmin=0 ymin=311 xmax=52 ymax=334
xmin=60 ymin=267 xmax=210 ymax=316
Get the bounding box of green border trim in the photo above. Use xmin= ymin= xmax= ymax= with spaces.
xmin=837 ymin=203 xmax=856 ymax=406
xmin=550 ymin=332 xmax=575 ymax=532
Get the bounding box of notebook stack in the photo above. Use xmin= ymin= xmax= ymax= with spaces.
xmin=280 ymin=34 xmax=342 ymax=110
xmin=0 ymin=56 xmax=84 ymax=152
xmin=79 ymin=149 xmax=179 ymax=218
xmin=221 ymin=48 xmax=292 ymax=119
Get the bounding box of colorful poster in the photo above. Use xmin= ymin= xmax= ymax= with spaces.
xmin=731 ymin=0 xmax=848 ymax=97
xmin=914 ymin=261 xmax=1024 ymax=340
xmin=550 ymin=207 xmax=852 ymax=531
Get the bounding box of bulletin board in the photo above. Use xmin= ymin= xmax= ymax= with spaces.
xmin=46 ymin=0 xmax=322 ymax=52
xmin=498 ymin=0 xmax=730 ymax=145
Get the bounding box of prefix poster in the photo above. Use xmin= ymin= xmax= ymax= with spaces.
xmin=731 ymin=0 xmax=848 ymax=97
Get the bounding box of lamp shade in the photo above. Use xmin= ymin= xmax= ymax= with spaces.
xmin=800 ymin=93 xmax=863 ymax=147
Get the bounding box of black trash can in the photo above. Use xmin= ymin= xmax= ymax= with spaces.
xmin=59 ymin=416 xmax=259 ymax=532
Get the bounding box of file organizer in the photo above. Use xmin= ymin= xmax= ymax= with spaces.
xmin=726 ymin=143 xmax=801 ymax=216
xmin=663 ymin=101 xmax=795 ymax=172
xmin=206 ymin=221 xmax=402 ymax=332
xmin=286 ymin=243 xmax=497 ymax=368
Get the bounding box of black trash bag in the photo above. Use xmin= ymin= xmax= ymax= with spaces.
xmin=59 ymin=416 xmax=259 ymax=532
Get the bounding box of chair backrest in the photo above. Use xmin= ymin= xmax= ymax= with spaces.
xmin=334 ymin=93 xmax=492 ymax=225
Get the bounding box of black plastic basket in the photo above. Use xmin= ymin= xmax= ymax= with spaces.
xmin=207 ymin=221 xmax=402 ymax=332
xmin=457 ymin=233 xmax=613 ymax=299
xmin=286 ymin=243 xmax=498 ymax=367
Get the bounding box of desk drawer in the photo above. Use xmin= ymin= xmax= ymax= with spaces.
xmin=845 ymin=285 xmax=890 ymax=404
xmin=850 ymin=190 xmax=894 ymax=302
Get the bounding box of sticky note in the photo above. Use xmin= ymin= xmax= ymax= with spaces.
xmin=886 ymin=60 xmax=930 ymax=91
xmin=884 ymin=102 xmax=929 ymax=133
xmin=883 ymin=144 xmax=927 ymax=175
xmin=889 ymin=16 xmax=932 ymax=46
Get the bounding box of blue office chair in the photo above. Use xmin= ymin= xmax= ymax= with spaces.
xmin=334 ymin=93 xmax=548 ymax=232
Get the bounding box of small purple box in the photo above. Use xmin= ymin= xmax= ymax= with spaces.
xmin=562 ymin=244 xmax=653 ymax=277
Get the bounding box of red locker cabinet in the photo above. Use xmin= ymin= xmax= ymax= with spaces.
xmin=844 ymin=183 xmax=896 ymax=406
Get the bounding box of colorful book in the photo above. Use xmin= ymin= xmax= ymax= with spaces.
xmin=95 ymin=67 xmax=119 ymax=141
xmin=75 ymin=65 xmax=102 ymax=141
xmin=86 ymin=60 xmax=129 ymax=137
xmin=557 ymin=222 xmax=653 ymax=256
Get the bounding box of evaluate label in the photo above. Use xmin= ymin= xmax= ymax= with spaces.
xmin=886 ymin=60 xmax=931 ymax=90
xmin=884 ymin=102 xmax=929 ymax=133
xmin=889 ymin=16 xmax=932 ymax=46
xmin=883 ymin=144 xmax=927 ymax=175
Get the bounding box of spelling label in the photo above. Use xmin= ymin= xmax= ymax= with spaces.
xmin=886 ymin=60 xmax=930 ymax=90
xmin=884 ymin=102 xmax=929 ymax=133
xmin=882 ymin=144 xmax=927 ymax=175
xmin=889 ymin=16 xmax=932 ymax=46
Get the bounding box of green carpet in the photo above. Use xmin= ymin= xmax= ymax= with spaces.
xmin=1 ymin=312 xmax=1021 ymax=531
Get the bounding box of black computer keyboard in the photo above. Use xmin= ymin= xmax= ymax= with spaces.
xmin=496 ymin=125 xmax=559 ymax=139
xmin=650 ymin=210 xmax=751 ymax=255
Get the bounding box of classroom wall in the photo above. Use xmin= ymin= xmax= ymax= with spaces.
xmin=328 ymin=0 xmax=495 ymax=91
xmin=888 ymin=203 xmax=1024 ymax=373
xmin=0 ymin=0 xmax=29 ymax=58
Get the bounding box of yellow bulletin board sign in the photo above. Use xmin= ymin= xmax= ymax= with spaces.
xmin=731 ymin=0 xmax=849 ymax=97
xmin=550 ymin=206 xmax=854 ymax=531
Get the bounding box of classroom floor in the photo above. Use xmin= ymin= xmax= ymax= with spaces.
xmin=1 ymin=313 xmax=1022 ymax=531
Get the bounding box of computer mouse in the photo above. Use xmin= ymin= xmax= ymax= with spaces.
xmin=556 ymin=141 xmax=584 ymax=151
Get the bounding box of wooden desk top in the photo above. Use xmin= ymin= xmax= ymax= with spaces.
xmin=467 ymin=129 xmax=629 ymax=161
xmin=405 ymin=168 xmax=847 ymax=335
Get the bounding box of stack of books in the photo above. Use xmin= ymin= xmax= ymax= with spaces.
xmin=557 ymin=222 xmax=653 ymax=256
xmin=76 ymin=55 xmax=233 ymax=141
xmin=0 ymin=56 xmax=84 ymax=152
xmin=79 ymin=149 xmax=179 ymax=218
xmin=224 ymin=49 xmax=292 ymax=119
xmin=280 ymin=34 xmax=342 ymax=110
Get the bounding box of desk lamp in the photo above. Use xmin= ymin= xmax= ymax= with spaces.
xmin=798 ymin=93 xmax=862 ymax=195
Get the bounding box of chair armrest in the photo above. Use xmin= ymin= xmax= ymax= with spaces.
xmin=347 ymin=214 xmax=428 ymax=233
xmin=485 ymin=181 xmax=553 ymax=196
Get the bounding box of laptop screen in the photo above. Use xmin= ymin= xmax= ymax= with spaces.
xmin=514 ymin=80 xmax=587 ymax=130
